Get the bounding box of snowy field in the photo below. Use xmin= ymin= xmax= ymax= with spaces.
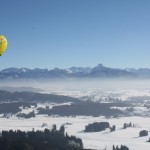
xmin=0 ymin=115 xmax=150 ymax=150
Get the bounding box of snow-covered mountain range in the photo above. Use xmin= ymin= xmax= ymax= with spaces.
xmin=0 ymin=64 xmax=150 ymax=80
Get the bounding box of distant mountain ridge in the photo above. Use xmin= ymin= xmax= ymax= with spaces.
xmin=0 ymin=64 xmax=150 ymax=80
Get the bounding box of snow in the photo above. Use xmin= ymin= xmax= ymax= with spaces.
xmin=0 ymin=115 xmax=150 ymax=150
xmin=1 ymin=80 xmax=150 ymax=149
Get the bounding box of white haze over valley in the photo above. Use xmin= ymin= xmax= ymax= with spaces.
xmin=1 ymin=79 xmax=150 ymax=100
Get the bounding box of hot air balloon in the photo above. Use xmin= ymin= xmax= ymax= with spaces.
xmin=0 ymin=35 xmax=8 ymax=56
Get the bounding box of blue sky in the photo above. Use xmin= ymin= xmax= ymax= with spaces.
xmin=1 ymin=0 xmax=150 ymax=69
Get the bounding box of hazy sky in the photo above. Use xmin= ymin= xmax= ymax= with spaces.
xmin=1 ymin=0 xmax=150 ymax=69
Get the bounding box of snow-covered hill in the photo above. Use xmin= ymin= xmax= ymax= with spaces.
xmin=0 ymin=115 xmax=149 ymax=150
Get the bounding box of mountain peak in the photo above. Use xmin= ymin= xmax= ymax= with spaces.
xmin=96 ymin=64 xmax=104 ymax=68
xmin=92 ymin=64 xmax=106 ymax=71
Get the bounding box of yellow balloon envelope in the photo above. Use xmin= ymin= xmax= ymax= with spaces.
xmin=0 ymin=35 xmax=8 ymax=56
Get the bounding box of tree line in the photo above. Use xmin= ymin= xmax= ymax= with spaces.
xmin=0 ymin=125 xmax=83 ymax=150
